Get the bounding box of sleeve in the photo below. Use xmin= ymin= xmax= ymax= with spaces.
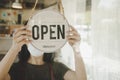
xmin=53 ymin=62 xmax=70 ymax=80
xmin=9 ymin=62 xmax=26 ymax=80
xmin=9 ymin=63 xmax=17 ymax=80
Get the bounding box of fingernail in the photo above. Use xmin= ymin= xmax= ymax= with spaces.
xmin=30 ymin=32 xmax=32 ymax=35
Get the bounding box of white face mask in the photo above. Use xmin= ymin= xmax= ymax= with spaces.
xmin=27 ymin=43 xmax=44 ymax=57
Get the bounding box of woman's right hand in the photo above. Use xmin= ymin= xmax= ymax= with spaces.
xmin=0 ymin=26 xmax=32 ymax=80
xmin=11 ymin=26 xmax=32 ymax=52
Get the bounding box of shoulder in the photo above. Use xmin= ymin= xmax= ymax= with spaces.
xmin=9 ymin=62 xmax=25 ymax=74
xmin=52 ymin=61 xmax=66 ymax=66
xmin=10 ymin=62 xmax=20 ymax=71
xmin=10 ymin=62 xmax=25 ymax=70
xmin=52 ymin=62 xmax=70 ymax=79
xmin=9 ymin=62 xmax=26 ymax=80
xmin=52 ymin=62 xmax=69 ymax=70
xmin=52 ymin=62 xmax=77 ymax=80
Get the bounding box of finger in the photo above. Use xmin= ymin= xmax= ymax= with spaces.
xmin=13 ymin=33 xmax=31 ymax=43
xmin=15 ymin=35 xmax=31 ymax=43
xmin=14 ymin=26 xmax=27 ymax=34
xmin=68 ymin=30 xmax=79 ymax=36
xmin=68 ymin=40 xmax=76 ymax=46
xmin=69 ymin=26 xmax=78 ymax=32
xmin=16 ymin=30 xmax=31 ymax=36
xmin=67 ymin=38 xmax=80 ymax=42
xmin=67 ymin=35 xmax=80 ymax=41
xmin=18 ymin=39 xmax=30 ymax=47
xmin=14 ymin=30 xmax=31 ymax=39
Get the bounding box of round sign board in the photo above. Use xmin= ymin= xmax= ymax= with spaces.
xmin=27 ymin=10 xmax=69 ymax=52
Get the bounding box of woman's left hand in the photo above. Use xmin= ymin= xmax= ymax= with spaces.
xmin=67 ymin=26 xmax=81 ymax=48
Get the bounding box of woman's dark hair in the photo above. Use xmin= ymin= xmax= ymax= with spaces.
xmin=18 ymin=45 xmax=55 ymax=63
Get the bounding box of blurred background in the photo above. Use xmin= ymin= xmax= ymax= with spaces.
xmin=0 ymin=0 xmax=120 ymax=80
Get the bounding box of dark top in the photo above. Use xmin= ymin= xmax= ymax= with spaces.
xmin=9 ymin=62 xmax=69 ymax=80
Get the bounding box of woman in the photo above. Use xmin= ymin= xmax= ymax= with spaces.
xmin=0 ymin=0 xmax=87 ymax=79
xmin=0 ymin=25 xmax=87 ymax=80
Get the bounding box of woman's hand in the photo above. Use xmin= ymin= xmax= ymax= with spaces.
xmin=0 ymin=26 xmax=32 ymax=80
xmin=64 ymin=26 xmax=87 ymax=80
xmin=67 ymin=26 xmax=81 ymax=51
xmin=11 ymin=26 xmax=32 ymax=52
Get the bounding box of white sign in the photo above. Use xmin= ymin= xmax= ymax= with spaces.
xmin=27 ymin=10 xmax=69 ymax=52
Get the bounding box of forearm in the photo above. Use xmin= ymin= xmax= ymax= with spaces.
xmin=73 ymin=49 xmax=87 ymax=80
xmin=0 ymin=47 xmax=19 ymax=80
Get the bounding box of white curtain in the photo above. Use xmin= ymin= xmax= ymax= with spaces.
xmin=92 ymin=0 xmax=120 ymax=80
